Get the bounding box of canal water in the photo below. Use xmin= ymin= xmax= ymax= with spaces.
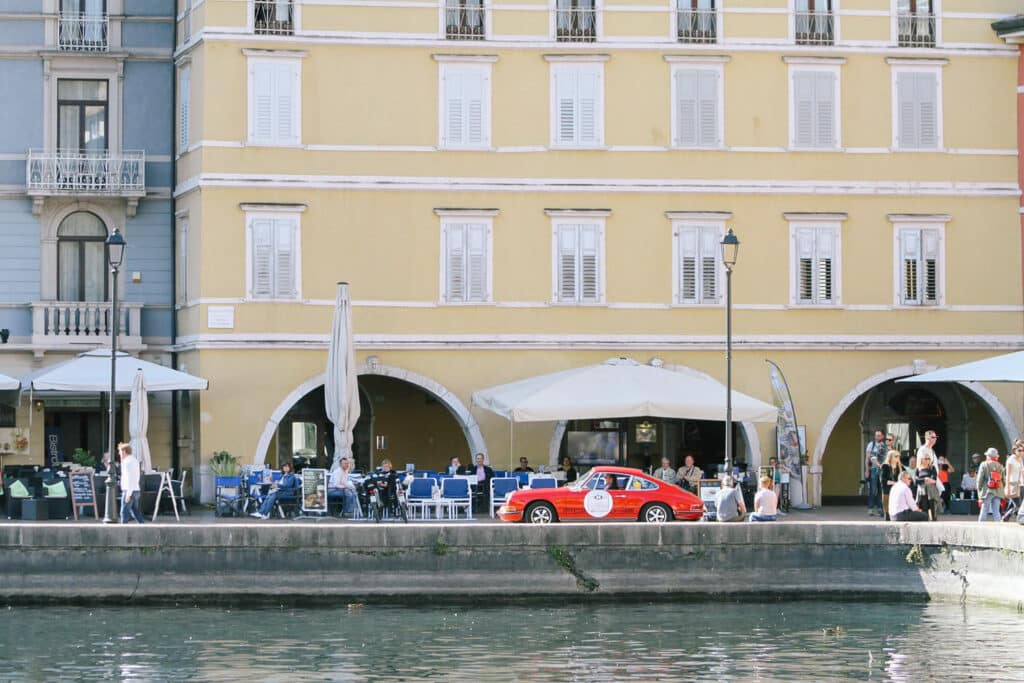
xmin=3 ymin=599 xmax=1022 ymax=681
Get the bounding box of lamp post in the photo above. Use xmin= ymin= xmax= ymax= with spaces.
xmin=720 ymin=228 xmax=740 ymax=479
xmin=102 ymin=228 xmax=126 ymax=524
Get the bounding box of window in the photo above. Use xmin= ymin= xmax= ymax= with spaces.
xmin=552 ymin=220 xmax=604 ymax=304
xmin=247 ymin=57 xmax=301 ymax=146
xmin=439 ymin=63 xmax=491 ymax=149
xmin=896 ymin=0 xmax=935 ymax=47
xmin=893 ymin=68 xmax=940 ymax=150
xmin=59 ymin=0 xmax=108 ymax=51
xmin=178 ymin=219 xmax=189 ymax=304
xmin=58 ymin=79 xmax=108 ymax=152
xmin=254 ymin=0 xmax=293 ymax=35
xmin=57 ymin=211 xmax=108 ymax=302
xmin=677 ymin=0 xmax=716 ymax=44
xmin=556 ymin=0 xmax=596 ymax=43
xmin=673 ymin=223 xmax=721 ymax=305
xmin=441 ymin=219 xmax=491 ymax=303
xmin=178 ymin=65 xmax=190 ymax=152
xmin=790 ymin=223 xmax=839 ymax=305
xmin=182 ymin=0 xmax=192 ymax=42
xmin=790 ymin=67 xmax=839 ymax=149
xmin=896 ymin=226 xmax=941 ymax=306
xmin=246 ymin=213 xmax=300 ymax=300
xmin=550 ymin=62 xmax=603 ymax=147
xmin=446 ymin=0 xmax=485 ymax=40
xmin=671 ymin=65 xmax=722 ymax=149
xmin=794 ymin=0 xmax=833 ymax=46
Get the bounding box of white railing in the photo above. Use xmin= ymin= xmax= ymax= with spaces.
xmin=58 ymin=12 xmax=109 ymax=51
xmin=556 ymin=6 xmax=597 ymax=42
xmin=32 ymin=301 xmax=143 ymax=347
xmin=794 ymin=10 xmax=833 ymax=45
xmin=446 ymin=4 xmax=486 ymax=40
xmin=898 ymin=12 xmax=935 ymax=47
xmin=26 ymin=150 xmax=145 ymax=196
xmin=677 ymin=7 xmax=716 ymax=44
xmin=254 ymin=0 xmax=294 ymax=35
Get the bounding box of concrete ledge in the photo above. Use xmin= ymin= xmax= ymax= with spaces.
xmin=0 ymin=522 xmax=1021 ymax=607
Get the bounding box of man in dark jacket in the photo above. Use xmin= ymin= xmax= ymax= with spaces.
xmin=460 ymin=453 xmax=493 ymax=513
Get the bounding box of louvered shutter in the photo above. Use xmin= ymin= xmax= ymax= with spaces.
xmin=698 ymin=70 xmax=719 ymax=147
xmin=555 ymin=69 xmax=577 ymax=144
xmin=577 ymin=70 xmax=599 ymax=145
xmin=445 ymin=223 xmax=466 ymax=301
xmin=179 ymin=220 xmax=189 ymax=303
xmin=465 ymin=70 xmax=486 ymax=146
xmin=274 ymin=62 xmax=296 ymax=144
xmin=251 ymin=218 xmax=275 ymax=298
xmin=251 ymin=63 xmax=274 ymax=143
xmin=675 ymin=70 xmax=698 ymax=147
xmin=916 ymin=72 xmax=939 ymax=149
xmin=274 ymin=219 xmax=296 ymax=298
xmin=466 ymin=224 xmax=488 ymax=301
xmin=793 ymin=72 xmax=814 ymax=147
xmin=814 ymin=72 xmax=836 ymax=148
xmin=179 ymin=67 xmax=190 ymax=151
xmin=921 ymin=228 xmax=939 ymax=304
xmin=816 ymin=228 xmax=835 ymax=303
xmin=557 ymin=225 xmax=578 ymax=301
xmin=901 ymin=229 xmax=921 ymax=304
xmin=698 ymin=227 xmax=719 ymax=302
xmin=678 ymin=227 xmax=698 ymax=302
xmin=579 ymin=224 xmax=600 ymax=302
xmin=796 ymin=227 xmax=815 ymax=302
xmin=444 ymin=69 xmax=465 ymax=147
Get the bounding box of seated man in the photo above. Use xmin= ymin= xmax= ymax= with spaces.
xmin=251 ymin=461 xmax=299 ymax=519
xmin=676 ymin=455 xmax=702 ymax=493
xmin=514 ymin=457 xmax=534 ymax=473
xmin=888 ymin=471 xmax=928 ymax=522
xmin=652 ymin=457 xmax=677 ymax=485
xmin=750 ymin=476 xmax=777 ymax=522
xmin=714 ymin=476 xmax=746 ymax=522
xmin=446 ymin=455 xmax=461 ymax=476
xmin=327 ymin=457 xmax=358 ymax=516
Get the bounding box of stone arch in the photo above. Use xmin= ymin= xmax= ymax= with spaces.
xmin=252 ymin=362 xmax=487 ymax=465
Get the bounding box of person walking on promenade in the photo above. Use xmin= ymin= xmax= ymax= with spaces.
xmin=715 ymin=476 xmax=746 ymax=522
xmin=935 ymin=454 xmax=954 ymax=512
xmin=976 ymin=448 xmax=1005 ymax=523
xmin=118 ymin=443 xmax=144 ymax=524
xmin=881 ymin=450 xmax=902 ymax=521
xmin=1005 ymin=441 xmax=1022 ymax=512
xmin=889 ymin=471 xmax=928 ymax=522
xmin=653 ymin=457 xmax=677 ymax=485
xmin=867 ymin=456 xmax=883 ymax=517
xmin=750 ymin=476 xmax=777 ymax=522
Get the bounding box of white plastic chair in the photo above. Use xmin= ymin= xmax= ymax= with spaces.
xmin=406 ymin=477 xmax=436 ymax=519
xmin=441 ymin=477 xmax=472 ymax=520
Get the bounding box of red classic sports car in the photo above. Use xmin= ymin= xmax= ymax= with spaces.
xmin=498 ymin=466 xmax=705 ymax=524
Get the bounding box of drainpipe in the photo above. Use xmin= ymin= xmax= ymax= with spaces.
xmin=169 ymin=38 xmax=180 ymax=477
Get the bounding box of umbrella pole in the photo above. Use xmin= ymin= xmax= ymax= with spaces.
xmin=509 ymin=423 xmax=514 ymax=472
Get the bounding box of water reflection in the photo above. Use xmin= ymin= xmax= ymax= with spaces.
xmin=1 ymin=600 xmax=1022 ymax=681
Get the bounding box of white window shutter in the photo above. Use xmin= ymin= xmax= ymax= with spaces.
xmin=901 ymin=229 xmax=921 ymax=304
xmin=922 ymin=228 xmax=940 ymax=304
xmin=275 ymin=63 xmax=296 ymax=145
xmin=815 ymin=72 xmax=836 ymax=148
xmin=796 ymin=227 xmax=815 ymax=302
xmin=675 ymin=70 xmax=698 ymax=147
xmin=444 ymin=69 xmax=464 ymax=147
xmin=793 ymin=72 xmax=814 ymax=147
xmin=555 ymin=69 xmax=576 ymax=144
xmin=252 ymin=64 xmax=274 ymax=143
xmin=916 ymin=72 xmax=939 ymax=149
xmin=466 ymin=224 xmax=488 ymax=301
xmin=445 ymin=223 xmax=466 ymax=301
xmin=816 ymin=228 xmax=835 ymax=303
xmin=274 ymin=219 xmax=296 ymax=298
xmin=179 ymin=220 xmax=189 ymax=303
xmin=579 ymin=224 xmax=600 ymax=302
xmin=897 ymin=72 xmax=918 ymax=149
xmin=578 ymin=70 xmax=599 ymax=145
xmin=179 ymin=67 xmax=190 ymax=151
xmin=698 ymin=71 xmax=719 ymax=147
xmin=698 ymin=227 xmax=719 ymax=302
xmin=678 ymin=228 xmax=698 ymax=302
xmin=557 ymin=225 xmax=578 ymax=301
xmin=251 ymin=218 xmax=275 ymax=298
xmin=465 ymin=71 xmax=486 ymax=146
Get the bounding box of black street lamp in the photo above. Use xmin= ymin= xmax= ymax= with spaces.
xmin=102 ymin=228 xmax=126 ymax=524
xmin=721 ymin=228 xmax=740 ymax=480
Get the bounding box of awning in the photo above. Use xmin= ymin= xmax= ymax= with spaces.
xmin=897 ymin=350 xmax=1024 ymax=384
xmin=0 ymin=373 xmax=19 ymax=391
xmin=472 ymin=357 xmax=778 ymax=423
xmin=29 ymin=349 xmax=208 ymax=393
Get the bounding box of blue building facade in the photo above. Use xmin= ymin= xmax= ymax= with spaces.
xmin=0 ymin=1 xmax=175 ymax=467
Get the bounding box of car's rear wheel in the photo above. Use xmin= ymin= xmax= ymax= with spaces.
xmin=525 ymin=502 xmax=557 ymax=524
xmin=640 ymin=503 xmax=672 ymax=524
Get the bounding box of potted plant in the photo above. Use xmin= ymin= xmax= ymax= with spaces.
xmin=72 ymin=447 xmax=95 ymax=469
xmin=209 ymin=450 xmax=240 ymax=477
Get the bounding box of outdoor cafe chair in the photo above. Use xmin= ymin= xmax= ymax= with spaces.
xmin=406 ymin=477 xmax=437 ymax=520
xmin=529 ymin=477 xmax=557 ymax=490
xmin=512 ymin=472 xmax=530 ymax=487
xmin=214 ymin=476 xmax=244 ymax=517
xmin=440 ymin=477 xmax=472 ymax=520
xmin=489 ymin=477 xmax=519 ymax=519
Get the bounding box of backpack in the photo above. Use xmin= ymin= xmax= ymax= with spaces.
xmin=987 ymin=468 xmax=1002 ymax=489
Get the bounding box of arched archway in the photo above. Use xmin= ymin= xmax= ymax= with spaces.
xmin=252 ymin=362 xmax=487 ymax=466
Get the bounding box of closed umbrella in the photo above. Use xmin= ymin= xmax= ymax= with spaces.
xmin=129 ymin=369 xmax=153 ymax=473
xmin=325 ymin=282 xmax=361 ymax=469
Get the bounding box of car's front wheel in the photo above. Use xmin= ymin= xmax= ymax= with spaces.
xmin=640 ymin=503 xmax=672 ymax=523
xmin=525 ymin=502 xmax=557 ymax=524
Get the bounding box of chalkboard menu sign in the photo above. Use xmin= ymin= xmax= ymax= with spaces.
xmin=69 ymin=472 xmax=98 ymax=520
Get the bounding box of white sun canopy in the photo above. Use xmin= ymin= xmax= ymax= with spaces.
xmin=472 ymin=357 xmax=778 ymax=423
xmin=29 ymin=349 xmax=208 ymax=393
xmin=897 ymin=350 xmax=1024 ymax=384
xmin=0 ymin=373 xmax=19 ymax=391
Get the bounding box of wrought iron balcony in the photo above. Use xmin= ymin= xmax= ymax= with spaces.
xmin=58 ymin=12 xmax=109 ymax=52
xmin=897 ymin=12 xmax=935 ymax=47
xmin=794 ymin=10 xmax=834 ymax=46
xmin=556 ymin=7 xmax=597 ymax=42
xmin=27 ymin=150 xmax=145 ymax=197
xmin=32 ymin=301 xmax=143 ymax=349
xmin=677 ymin=7 xmax=717 ymax=44
xmin=254 ymin=0 xmax=294 ymax=35
xmin=446 ymin=3 xmax=486 ymax=40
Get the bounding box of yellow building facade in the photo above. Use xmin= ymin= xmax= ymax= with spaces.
xmin=174 ymin=0 xmax=1024 ymax=504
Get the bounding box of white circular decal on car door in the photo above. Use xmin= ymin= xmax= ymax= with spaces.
xmin=584 ymin=489 xmax=614 ymax=518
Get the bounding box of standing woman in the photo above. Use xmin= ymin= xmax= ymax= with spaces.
xmin=881 ymin=450 xmax=902 ymax=522
xmin=1005 ymin=441 xmax=1023 ymax=512
xmin=914 ymin=453 xmax=941 ymax=521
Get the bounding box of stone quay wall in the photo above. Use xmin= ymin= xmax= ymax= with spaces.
xmin=0 ymin=522 xmax=1021 ymax=607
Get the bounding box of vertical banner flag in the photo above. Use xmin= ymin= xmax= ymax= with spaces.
xmin=766 ymin=360 xmax=803 ymax=485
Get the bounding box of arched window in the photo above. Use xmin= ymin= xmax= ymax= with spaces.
xmin=57 ymin=211 xmax=107 ymax=301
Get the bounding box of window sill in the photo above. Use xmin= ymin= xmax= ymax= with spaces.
xmin=787 ymin=146 xmax=842 ymax=152
xmin=245 ymin=297 xmax=302 ymax=303
xmin=547 ymin=145 xmax=609 ymax=152
xmin=439 ymin=145 xmax=495 ymax=152
xmin=244 ymin=141 xmax=303 ymax=149
xmin=892 ymin=147 xmax=945 ymax=153
xmin=548 ymin=301 xmax=607 ymax=307
xmin=670 ymin=145 xmax=724 ymax=152
xmin=670 ymin=302 xmax=724 ymax=308
xmin=439 ymin=300 xmax=494 ymax=306
xmin=787 ymin=303 xmax=843 ymax=309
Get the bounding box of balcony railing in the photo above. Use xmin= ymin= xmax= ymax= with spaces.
xmin=58 ymin=12 xmax=109 ymax=51
xmin=32 ymin=301 xmax=143 ymax=349
xmin=254 ymin=0 xmax=294 ymax=35
xmin=794 ymin=10 xmax=833 ymax=46
xmin=677 ymin=8 xmax=716 ymax=44
xmin=898 ymin=12 xmax=935 ymax=47
xmin=556 ymin=7 xmax=596 ymax=42
xmin=26 ymin=150 xmax=145 ymax=197
xmin=446 ymin=4 xmax=486 ymax=40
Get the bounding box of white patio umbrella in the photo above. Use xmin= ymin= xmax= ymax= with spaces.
xmin=129 ymin=369 xmax=153 ymax=472
xmin=473 ymin=357 xmax=779 ymax=423
xmin=897 ymin=350 xmax=1024 ymax=384
xmin=0 ymin=373 xmax=19 ymax=391
xmin=325 ymin=282 xmax=361 ymax=469
xmin=29 ymin=349 xmax=208 ymax=392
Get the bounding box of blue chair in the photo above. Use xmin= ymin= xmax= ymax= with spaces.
xmin=513 ymin=472 xmax=530 ymax=487
xmin=407 ymin=477 xmax=437 ymax=519
xmin=530 ymin=477 xmax=557 ymax=490
xmin=214 ymin=476 xmax=244 ymax=517
xmin=440 ymin=477 xmax=472 ymax=519
xmin=489 ymin=477 xmax=519 ymax=518
xmin=492 ymin=470 xmax=508 ymax=478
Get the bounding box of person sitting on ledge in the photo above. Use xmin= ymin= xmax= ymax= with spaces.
xmin=888 ymin=471 xmax=928 ymax=522
xmin=715 ymin=476 xmax=746 ymax=522
xmin=251 ymin=461 xmax=299 ymax=520
xmin=750 ymin=476 xmax=777 ymax=522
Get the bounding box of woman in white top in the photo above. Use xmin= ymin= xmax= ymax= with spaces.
xmin=1006 ymin=441 xmax=1023 ymax=507
xmin=750 ymin=476 xmax=778 ymax=522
